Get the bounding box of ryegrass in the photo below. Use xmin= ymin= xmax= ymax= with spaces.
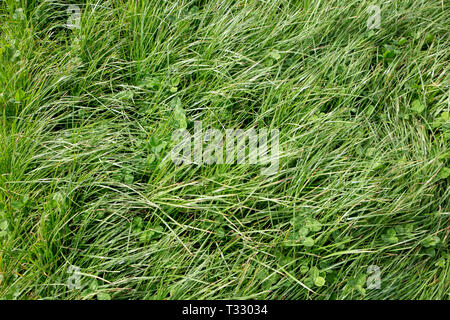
xmin=0 ymin=0 xmax=448 ymax=300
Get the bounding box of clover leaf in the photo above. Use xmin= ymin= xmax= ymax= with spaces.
xmin=411 ymin=99 xmax=425 ymax=114
xmin=381 ymin=228 xmax=398 ymax=244
xmin=422 ymin=235 xmax=440 ymax=248
xmin=314 ymin=276 xmax=325 ymax=287
xmin=97 ymin=292 xmax=111 ymax=300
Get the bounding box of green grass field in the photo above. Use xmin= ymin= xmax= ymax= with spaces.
xmin=0 ymin=0 xmax=448 ymax=300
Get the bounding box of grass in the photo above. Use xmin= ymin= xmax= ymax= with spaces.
xmin=0 ymin=0 xmax=448 ymax=300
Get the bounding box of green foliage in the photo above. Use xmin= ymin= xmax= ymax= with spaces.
xmin=0 ymin=0 xmax=447 ymax=301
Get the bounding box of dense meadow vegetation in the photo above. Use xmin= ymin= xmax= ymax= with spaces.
xmin=0 ymin=0 xmax=448 ymax=299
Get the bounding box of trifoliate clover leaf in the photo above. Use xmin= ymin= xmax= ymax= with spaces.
xmin=269 ymin=50 xmax=281 ymax=60
xmin=89 ymin=279 xmax=99 ymax=291
xmin=307 ymin=219 xmax=322 ymax=232
xmin=314 ymin=276 xmax=325 ymax=287
xmin=139 ymin=77 xmax=161 ymax=89
xmin=302 ymin=237 xmax=315 ymax=247
xmin=422 ymin=236 xmax=440 ymax=247
xmin=398 ymin=37 xmax=407 ymax=46
xmin=411 ymin=100 xmax=425 ymax=114
xmin=347 ymin=274 xmax=366 ymax=295
xmin=383 ymin=49 xmax=395 ymax=61
xmin=308 ymin=266 xmax=320 ymax=279
xmin=263 ymin=58 xmax=274 ymax=67
xmin=439 ymin=111 xmax=449 ymax=121
xmin=148 ymin=136 xmax=167 ymax=155
xmin=0 ymin=219 xmax=8 ymax=231
xmin=139 ymin=226 xmax=164 ymax=242
xmin=381 ymin=228 xmax=398 ymax=244
xmin=438 ymin=167 xmax=450 ymax=179
xmin=169 ymin=97 xmax=181 ymax=108
xmin=97 ymin=292 xmax=111 ymax=300
xmin=404 ymin=223 xmax=414 ymax=234
xmin=279 ymin=256 xmax=294 ymax=267
xmin=298 ymin=227 xmax=309 ymax=237
xmin=123 ymin=173 xmax=134 ymax=184
xmin=131 ymin=217 xmax=144 ymax=232
xmin=11 ymin=195 xmax=29 ymax=211
xmin=300 ymin=265 xmax=309 ymax=275
xmin=171 ymin=76 xmax=180 ymax=87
